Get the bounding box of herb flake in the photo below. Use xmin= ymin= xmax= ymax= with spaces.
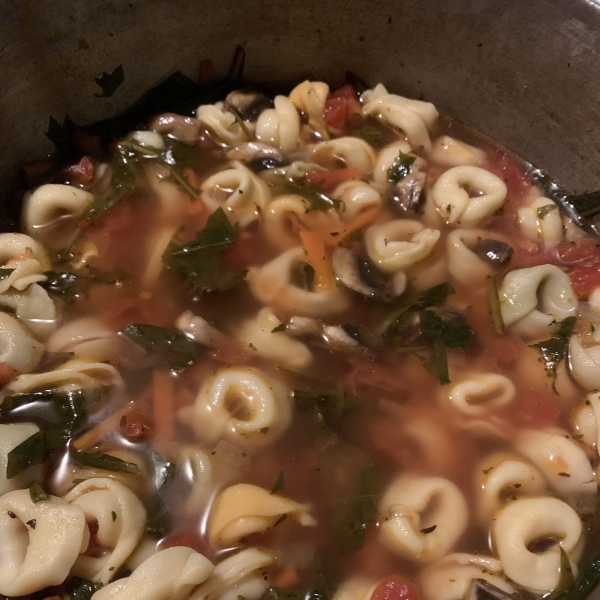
xmin=386 ymin=151 xmax=416 ymax=183
xmin=271 ymin=471 xmax=285 ymax=495
xmin=72 ymin=452 xmax=140 ymax=474
xmin=28 ymin=482 xmax=49 ymax=504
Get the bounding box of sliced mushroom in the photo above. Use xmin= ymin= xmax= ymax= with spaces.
xmin=286 ymin=316 xmax=322 ymax=337
xmin=149 ymin=113 xmax=201 ymax=145
xmin=322 ymin=324 xmax=372 ymax=356
xmin=224 ymin=89 xmax=274 ymax=122
xmin=473 ymin=239 xmax=513 ymax=267
xmin=390 ymin=171 xmax=427 ymax=214
xmin=468 ymin=579 xmax=518 ymax=600
xmin=226 ymin=142 xmax=286 ymax=171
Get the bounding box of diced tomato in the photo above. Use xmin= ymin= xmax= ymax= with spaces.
xmin=516 ymin=391 xmax=561 ymax=428
xmin=303 ymin=168 xmax=362 ymax=193
xmin=510 ymin=248 xmax=562 ymax=270
xmin=370 ymin=576 xmax=420 ymax=600
xmin=159 ymin=531 xmax=209 ymax=555
xmin=558 ymin=238 xmax=600 ymax=264
xmin=0 ymin=362 xmax=16 ymax=387
xmin=487 ymin=152 xmax=531 ymax=207
xmin=569 ymin=262 xmax=600 ymax=297
xmin=91 ymin=201 xmax=134 ymax=235
xmin=63 ymin=156 xmax=95 ymax=186
xmin=221 ymin=230 xmax=262 ymax=269
xmin=323 ymin=84 xmax=361 ymax=129
xmin=120 ymin=410 xmax=154 ymax=442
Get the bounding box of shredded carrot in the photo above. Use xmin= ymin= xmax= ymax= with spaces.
xmin=272 ymin=567 xmax=300 ymax=588
xmin=335 ymin=206 xmax=380 ymax=243
xmin=73 ymin=405 xmax=133 ymax=451
xmin=299 ymin=229 xmax=333 ymax=291
xmin=153 ymin=368 xmax=175 ymax=452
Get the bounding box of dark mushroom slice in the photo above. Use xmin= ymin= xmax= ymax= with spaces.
xmin=224 ymin=89 xmax=274 ymax=122
xmin=390 ymin=171 xmax=427 ymax=215
xmin=473 ymin=239 xmax=514 ymax=267
xmin=149 ymin=113 xmax=201 ymax=145
xmin=468 ymin=579 xmax=519 ymax=600
xmin=286 ymin=316 xmax=322 ymax=337
xmin=226 ymin=142 xmax=286 ymax=171
xmin=322 ymin=324 xmax=372 ymax=356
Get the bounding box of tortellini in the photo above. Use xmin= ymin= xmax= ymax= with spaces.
xmin=365 ymin=219 xmax=440 ymax=273
xmin=0 ymin=489 xmax=88 ymax=597
xmin=373 ymin=141 xmax=413 ymax=185
xmin=208 ymin=483 xmax=316 ymax=547
xmin=312 ymin=137 xmax=376 ymax=176
xmin=331 ymin=180 xmax=382 ymax=222
xmin=92 ymin=546 xmax=214 ymax=600
xmin=65 ymin=478 xmax=146 ymax=583
xmin=197 ymin=102 xmax=252 ymax=145
xmin=499 ymin=264 xmax=578 ymax=339
xmin=572 ymin=391 xmax=600 ymax=448
xmin=569 ymin=332 xmax=600 ymax=390
xmin=429 ymin=136 xmax=485 ymax=168
xmin=0 ymin=423 xmax=43 ymax=496
xmin=432 ymin=166 xmax=507 ymax=227
xmin=248 ymin=247 xmax=351 ymax=317
xmin=22 ymin=184 xmax=93 ymax=247
xmin=180 ymin=366 xmax=292 ymax=449
xmin=289 ymin=80 xmax=329 ymax=138
xmin=445 ymin=373 xmax=515 ymax=416
xmin=0 ymin=312 xmax=44 ymax=372
xmin=491 ymin=496 xmax=582 ymax=593
xmin=361 ymin=84 xmax=439 ymax=151
xmin=518 ymin=197 xmax=563 ymax=245
xmin=378 ymin=474 xmax=468 ymax=562
xmin=200 ymin=161 xmax=270 ymax=227
xmin=255 ymin=95 xmax=301 ymax=152
xmin=420 ymin=553 xmax=515 ymax=600
xmin=0 ymin=233 xmax=50 ymax=293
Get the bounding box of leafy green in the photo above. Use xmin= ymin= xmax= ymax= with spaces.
xmin=163 ymin=207 xmax=247 ymax=293
xmin=280 ymin=182 xmax=342 ymax=213
xmin=537 ymin=204 xmax=558 ymax=219
xmin=486 ymin=275 xmax=506 ymax=335
xmin=425 ymin=339 xmax=450 ymax=385
xmin=72 ymin=452 xmax=140 ymax=474
xmin=294 ymin=390 xmax=351 ymax=434
xmin=7 ymin=429 xmax=66 ymax=479
xmin=42 ymin=271 xmax=90 ymax=303
xmin=419 ymin=310 xmax=476 ymax=349
xmin=94 ymin=64 xmax=125 ymax=98
xmin=332 ymin=466 xmax=379 ymax=553
xmin=386 ymin=151 xmax=416 ymax=183
xmin=28 ymin=481 xmax=49 ymax=503
xmin=66 ymin=576 xmax=104 ymax=600
xmin=271 ymin=471 xmax=285 ymax=495
xmin=0 ymin=268 xmax=14 ymax=280
xmin=531 ymin=317 xmax=576 ymax=392
xmin=271 ymin=323 xmax=287 ymax=334
xmin=555 ymin=552 xmax=600 ymax=600
xmin=122 ymin=323 xmax=199 ymax=371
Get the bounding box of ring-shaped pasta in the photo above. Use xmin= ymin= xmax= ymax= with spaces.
xmin=197 ymin=102 xmax=252 ymax=145
xmin=0 ymin=423 xmax=42 ymax=496
xmin=445 ymin=373 xmax=515 ymax=416
xmin=201 ymin=161 xmax=270 ymax=227
xmin=373 ymin=141 xmax=413 ymax=185
xmin=0 ymin=312 xmax=44 ymax=373
xmin=331 ymin=180 xmax=382 ymax=222
xmin=419 ymin=553 xmax=515 ymax=600
xmin=0 ymin=233 xmax=50 ymax=293
xmin=255 ymin=95 xmax=301 ymax=152
xmin=179 ymin=445 xmax=215 ymax=517
xmin=248 ymin=247 xmax=352 ymax=318
xmin=569 ymin=333 xmax=600 ymax=391
xmin=474 ymin=453 xmax=545 ymax=525
xmin=499 ymin=264 xmax=578 ymax=340
xmin=65 ymin=478 xmax=147 ymax=584
xmin=289 ymin=80 xmax=330 ymax=138
xmin=313 ymin=137 xmax=376 ymax=176
xmin=378 ymin=474 xmax=468 ymax=562
xmin=432 ymin=166 xmax=507 ymax=227
xmin=0 ymin=489 xmax=88 ymax=597
xmin=518 ymin=197 xmax=563 ymax=246
xmin=92 ymin=546 xmax=214 ymax=600
xmin=365 ymin=220 xmax=440 ymax=273
xmin=181 ymin=366 xmax=292 ymax=449
xmin=22 ymin=184 xmax=93 ymax=247
xmin=207 ymin=483 xmax=316 ymax=548
xmin=361 ymin=84 xmax=438 ymax=151
xmin=491 ymin=496 xmax=582 ymax=593
xmin=515 ymin=428 xmax=597 ymax=502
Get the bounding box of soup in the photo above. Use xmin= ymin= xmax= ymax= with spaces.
xmin=0 ymin=77 xmax=599 ymax=600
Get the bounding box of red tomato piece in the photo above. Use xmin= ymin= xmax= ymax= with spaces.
xmin=510 ymin=248 xmax=562 ymax=269
xmin=370 ymin=576 xmax=420 ymax=600
xmin=323 ymin=84 xmax=361 ymax=129
xmin=569 ymin=262 xmax=600 ymax=298
xmin=558 ymin=239 xmax=600 ymax=264
xmin=516 ymin=391 xmax=561 ymax=428
xmin=487 ymin=153 xmax=531 ymax=205
xmin=0 ymin=362 xmax=16 ymax=387
xmin=63 ymin=156 xmax=95 ymax=186
xmin=120 ymin=410 xmax=154 ymax=442
xmin=303 ymin=168 xmax=362 ymax=193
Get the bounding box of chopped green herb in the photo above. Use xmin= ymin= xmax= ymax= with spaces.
xmin=7 ymin=429 xmax=66 ymax=479
xmin=249 ymin=343 xmax=258 ymax=351
xmin=271 ymin=471 xmax=285 ymax=495
xmin=0 ymin=268 xmax=15 ymax=280
xmin=552 ymin=546 xmax=575 ymax=599
xmin=279 ymin=182 xmax=341 ymax=213
xmin=122 ymin=323 xmax=199 ymax=371
xmin=483 ymin=467 xmax=493 ymax=475
xmin=28 ymin=482 xmax=49 ymax=504
xmin=531 ymin=316 xmax=576 ymax=393
xmin=260 ymin=427 xmax=269 ymax=434
xmin=42 ymin=271 xmax=90 ymax=303
xmin=111 ymin=510 xmax=117 ymax=522
xmin=537 ymin=204 xmax=558 ymax=219
xmin=486 ymin=275 xmax=506 ymax=335
xmin=72 ymin=452 xmax=140 ymax=474
xmin=271 ymin=323 xmax=287 ymax=333
xmin=357 ymin=126 xmax=383 ymax=144
xmin=164 ymin=207 xmax=246 ymax=293
xmin=426 ymin=338 xmax=450 ymax=385
xmin=419 ymin=309 xmax=476 ymax=350
xmin=94 ymin=64 xmax=125 ymax=98
xmin=558 ymin=472 xmax=571 ymax=477
xmin=420 ymin=524 xmax=437 ymax=534
xmin=229 ymin=106 xmax=253 ymax=140
xmin=554 ymin=551 xmax=600 ymax=600
xmin=386 ymin=151 xmax=416 ymax=183
xmin=272 ymin=513 xmax=288 ymax=528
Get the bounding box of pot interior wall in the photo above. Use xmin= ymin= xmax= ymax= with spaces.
xmin=1 ymin=0 xmax=599 ymax=216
